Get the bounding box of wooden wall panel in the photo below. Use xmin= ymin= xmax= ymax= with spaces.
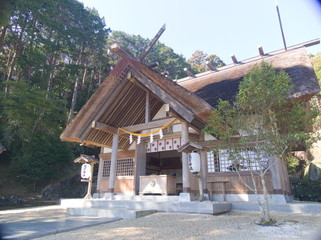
xmin=100 ymin=150 xmax=135 ymax=160
xmin=98 ymin=176 xmax=134 ymax=193
xmin=206 ymin=172 xmax=273 ymax=194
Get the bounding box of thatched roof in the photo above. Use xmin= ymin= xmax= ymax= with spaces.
xmin=61 ymin=56 xmax=212 ymax=149
xmin=179 ymin=43 xmax=320 ymax=107
xmin=61 ymin=40 xmax=320 ymax=148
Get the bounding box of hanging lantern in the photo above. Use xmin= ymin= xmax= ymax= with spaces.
xmin=150 ymin=134 xmax=154 ymax=143
xmin=159 ymin=129 xmax=163 ymax=139
xmin=137 ymin=135 xmax=141 ymax=144
xmin=129 ymin=134 xmax=133 ymax=144
xmin=188 ymin=151 xmax=201 ymax=174
xmin=81 ymin=163 xmax=91 ymax=179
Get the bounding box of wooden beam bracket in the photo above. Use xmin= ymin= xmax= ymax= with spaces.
xmin=92 ymin=121 xmax=118 ymax=135
xmin=120 ymin=118 xmax=179 ymax=133
xmin=132 ymin=71 xmax=195 ymax=123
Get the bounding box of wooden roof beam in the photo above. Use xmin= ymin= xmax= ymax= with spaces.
xmin=302 ymin=38 xmax=320 ymax=48
xmin=231 ymin=54 xmax=238 ymax=64
xmin=92 ymin=121 xmax=118 ymax=135
xmin=110 ymin=43 xmax=133 ymax=58
xmin=205 ymin=61 xmax=217 ymax=71
xmin=139 ymin=24 xmax=166 ymax=61
xmin=258 ymin=46 xmax=264 ymax=56
xmin=184 ymin=68 xmax=195 ymax=78
xmin=132 ymin=71 xmax=195 ymax=123
xmin=78 ymin=70 xmax=129 ymax=141
xmin=121 ymin=117 xmax=179 ymax=133
xmin=147 ymin=62 xmax=159 ymax=68
xmin=81 ymin=140 xmax=112 ymax=149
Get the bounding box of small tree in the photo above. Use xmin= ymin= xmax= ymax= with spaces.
xmin=204 ymin=62 xmax=319 ymax=224
xmin=187 ymin=50 xmax=225 ymax=74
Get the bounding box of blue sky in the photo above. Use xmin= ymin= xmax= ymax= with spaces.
xmin=81 ymin=0 xmax=321 ymax=64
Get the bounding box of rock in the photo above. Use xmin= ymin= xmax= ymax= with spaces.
xmin=41 ymin=175 xmax=89 ymax=200
xmin=303 ymin=162 xmax=321 ymax=182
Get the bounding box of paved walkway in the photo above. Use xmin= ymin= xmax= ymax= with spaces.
xmin=0 ymin=206 xmax=120 ymax=240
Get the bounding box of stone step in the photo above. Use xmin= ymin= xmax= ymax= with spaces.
xmin=61 ymin=199 xmax=231 ymax=215
xmin=93 ymin=193 xmax=180 ymax=202
xmin=232 ymin=201 xmax=321 ymax=214
xmin=66 ymin=207 xmax=156 ymax=219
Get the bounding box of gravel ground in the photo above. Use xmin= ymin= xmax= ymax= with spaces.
xmin=34 ymin=210 xmax=321 ymax=240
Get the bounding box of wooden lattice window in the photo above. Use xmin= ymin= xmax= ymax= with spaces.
xmin=207 ymin=147 xmax=269 ymax=173
xmin=102 ymin=160 xmax=111 ymax=177
xmin=207 ymin=151 xmax=220 ymax=173
xmin=102 ymin=158 xmax=135 ymax=177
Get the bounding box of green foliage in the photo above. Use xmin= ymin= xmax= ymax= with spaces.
xmin=0 ymin=80 xmax=75 ymax=186
xmin=0 ymin=0 xmax=110 ymax=111
xmin=10 ymin=133 xmax=75 ymax=187
xmin=236 ymin=62 xmax=292 ymax=113
xmin=0 ymin=81 xmax=64 ymax=142
xmin=204 ymin=61 xmax=320 ymax=222
xmin=0 ymin=0 xmax=16 ymax=26
xmin=291 ymin=181 xmax=321 ymax=201
xmin=303 ymin=162 xmax=321 ymax=182
xmin=187 ymin=50 xmax=225 ymax=74
xmin=310 ymin=52 xmax=321 ymax=86
xmin=107 ymin=31 xmax=191 ymax=79
xmin=0 ymin=0 xmax=108 ymax=188
xmin=206 ymin=62 xmax=319 ymax=157
xmin=204 ymin=99 xmax=239 ymax=139
xmin=284 ymin=154 xmax=301 ymax=174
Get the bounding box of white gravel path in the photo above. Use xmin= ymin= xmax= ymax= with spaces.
xmin=34 ymin=210 xmax=321 ymax=240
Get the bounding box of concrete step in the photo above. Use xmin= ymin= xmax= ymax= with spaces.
xmin=93 ymin=193 xmax=180 ymax=202
xmin=232 ymin=201 xmax=321 ymax=214
xmin=61 ymin=199 xmax=231 ymax=215
xmin=66 ymin=207 xmax=156 ymax=219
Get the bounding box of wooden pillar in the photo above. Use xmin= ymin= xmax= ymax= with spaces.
xmin=269 ymin=156 xmax=283 ymax=194
xmin=181 ymin=121 xmax=191 ymax=193
xmin=280 ymin=158 xmax=291 ymax=194
xmin=200 ymin=151 xmax=208 ymax=193
xmin=108 ymin=134 xmax=119 ymax=193
xmin=134 ymin=141 xmax=146 ymax=195
xmin=97 ymin=155 xmax=104 ymax=194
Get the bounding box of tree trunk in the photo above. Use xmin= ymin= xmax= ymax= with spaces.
xmin=6 ymin=26 xmax=25 ymax=81
xmin=46 ymin=51 xmax=58 ymax=94
xmin=86 ymin=69 xmax=94 ymax=100
xmin=0 ymin=25 xmax=9 ymax=49
xmin=67 ymin=47 xmax=85 ymax=124
xmin=81 ymin=67 xmax=87 ymax=88
xmin=260 ymin=172 xmax=271 ymax=222
xmin=67 ymin=75 xmax=80 ymax=124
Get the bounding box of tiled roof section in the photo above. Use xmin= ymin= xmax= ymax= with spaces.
xmin=179 ymin=47 xmax=320 ymax=107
